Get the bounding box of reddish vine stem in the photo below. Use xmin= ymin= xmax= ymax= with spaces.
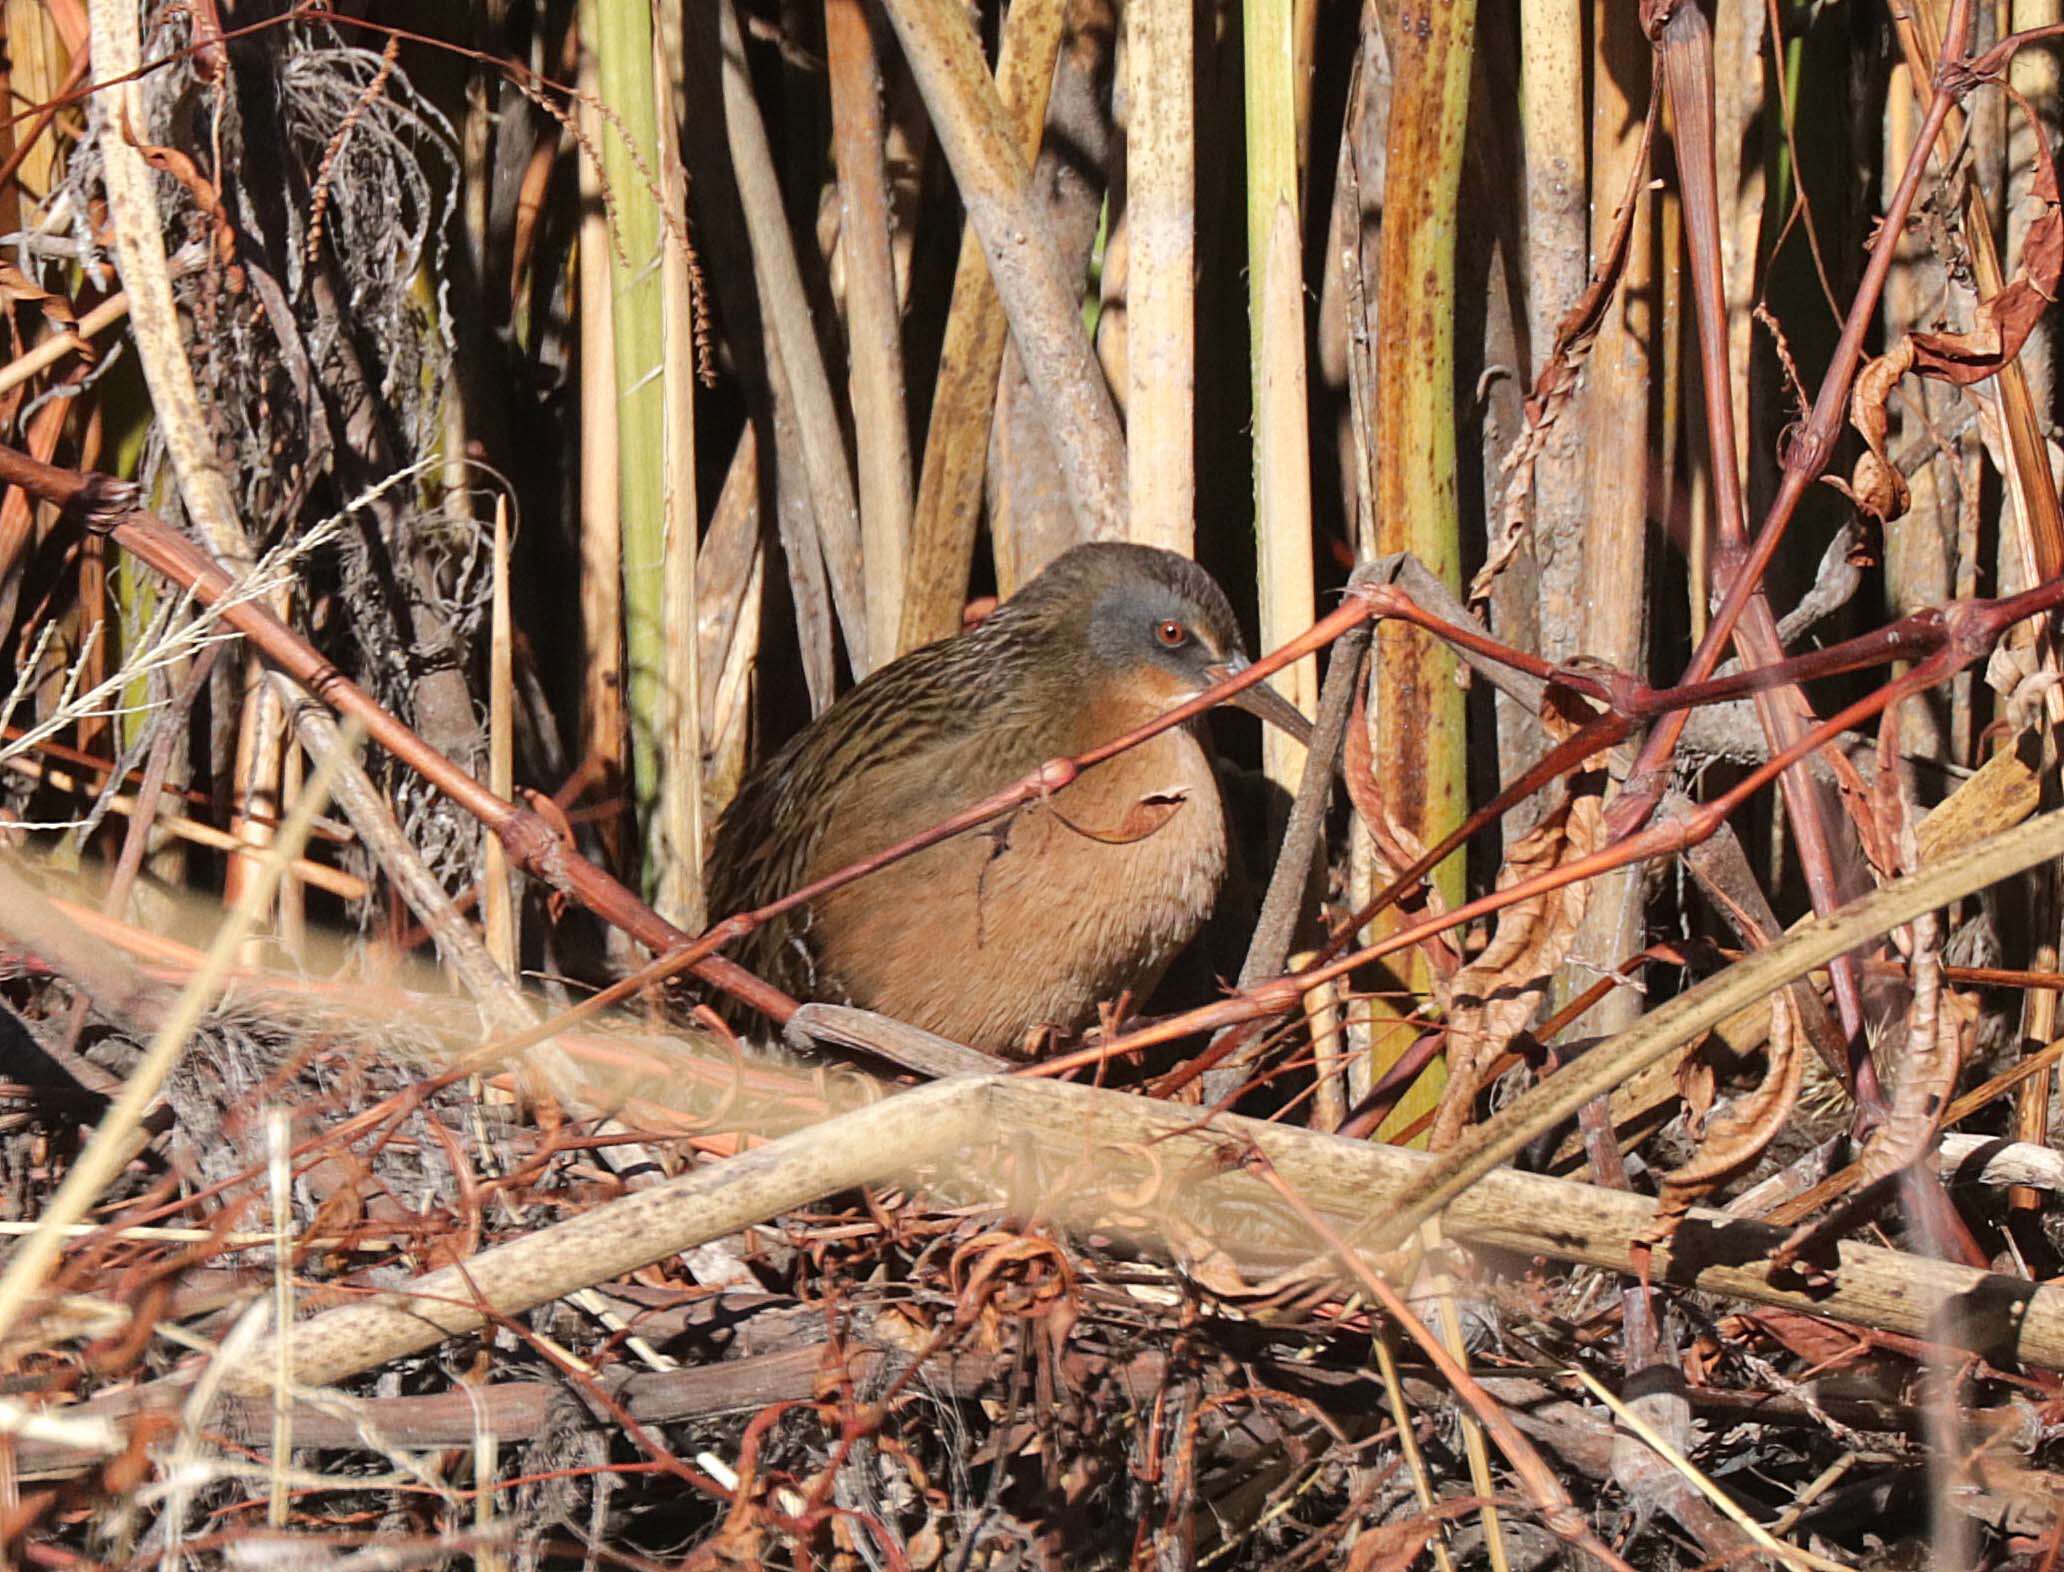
xmin=1608 ymin=0 xmax=1974 ymax=846
xmin=1295 ymin=575 xmax=2058 ymax=1002
xmin=1648 ymin=0 xmax=1875 ymax=1047
xmin=1028 ymin=576 xmax=2064 ymax=1081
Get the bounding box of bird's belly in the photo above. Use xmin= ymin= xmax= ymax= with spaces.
xmin=808 ymin=735 xmax=1228 ymax=1053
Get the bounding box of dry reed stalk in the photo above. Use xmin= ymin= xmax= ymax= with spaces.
xmin=1370 ymin=0 xmax=1470 ymax=903
xmin=275 ymin=735 xmax=306 ymax=959
xmin=1896 ymin=6 xmax=2064 ymax=581
xmin=2011 ymin=0 xmax=2060 ymax=418
xmin=1882 ymin=60 xmax=1955 ymax=761
xmin=450 ymin=15 xmax=493 ymax=510
xmin=765 ymin=341 xmax=840 ymax=712
xmin=655 ymin=2 xmax=705 ymax=932
xmin=988 ymin=3 xmax=1119 ymax=596
xmin=5 ymin=0 xmax=66 ymax=200
xmin=1333 ymin=36 xmax=1389 ymax=1112
xmin=1711 ymin=0 xmax=1765 ymax=629
xmin=224 ymin=648 xmax=289 ymax=916
xmin=484 ymin=497 xmax=516 ymax=976
xmin=575 ymin=47 xmax=626 ymax=872
xmin=1369 ymin=1323 xmax=1458 ymax=1572
xmin=224 ymin=1022 xmax=2064 ymax=1405
xmin=882 ymin=57 xmax=931 ymax=300
xmin=1094 ymin=181 xmax=1129 ymax=409
xmin=1424 ymin=1216 xmax=1509 ymax=1570
xmin=697 ymin=430 xmax=764 ymax=819
xmin=71 ymin=494 xmax=107 ymax=770
xmin=1554 ymin=1 xmax=1651 ymax=1050
xmin=580 ymin=0 xmax=671 ymax=879
xmin=1244 ymin=0 xmax=1317 ymax=805
xmin=474 ymin=497 xmax=525 ymax=1194
xmin=899 ymin=0 xmax=1065 ymax=650
xmin=1359 ymin=1 xmax=1474 ymax=1140
xmin=826 ymin=0 xmax=914 ymax=668
xmin=1123 ymin=0 xmax=1193 ymax=557
xmin=280 ymin=693 xmax=540 ymax=1038
xmin=88 ymin=0 xmax=243 ymax=559
xmin=1298 ymin=954 xmax=1347 ymax=1133
xmin=716 ymin=0 xmax=872 ymax=670
xmin=1519 ymin=0 xmax=1587 ymax=666
xmin=1568 ymin=1367 xmax=1836 ymax=1572
xmin=266 ymin=1107 xmax=293 ymax=1527
xmin=878 ymin=0 xmax=1127 ymax=543
xmin=1890 ymin=7 xmax=2064 ymax=598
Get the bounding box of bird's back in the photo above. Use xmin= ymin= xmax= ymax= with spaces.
xmin=704 ymin=617 xmax=1059 ymax=1006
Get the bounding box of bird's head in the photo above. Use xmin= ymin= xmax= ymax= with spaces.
xmin=1005 ymin=543 xmax=1312 ymax=743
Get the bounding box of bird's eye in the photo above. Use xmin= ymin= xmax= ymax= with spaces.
xmin=1155 ymin=619 xmax=1189 ymax=648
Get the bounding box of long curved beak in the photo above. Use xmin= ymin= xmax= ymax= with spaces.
xmin=1206 ymin=658 xmax=1313 ymax=748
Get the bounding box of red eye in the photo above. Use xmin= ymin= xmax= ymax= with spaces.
xmin=1155 ymin=619 xmax=1188 ymax=648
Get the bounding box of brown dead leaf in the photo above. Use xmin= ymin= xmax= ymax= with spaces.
xmin=1741 ymin=1307 xmax=1861 ymax=1366
xmin=1428 ymin=790 xmax=1605 ymax=1150
xmin=1777 ymin=745 xmax=1962 ymax=1270
xmin=1910 ymin=97 xmax=2061 ymax=385
xmin=1344 ymin=683 xmax=1461 ymax=978
xmin=1653 ymin=988 xmax=1805 ymax=1232
xmin=0 ymin=262 xmax=81 ymax=342
xmin=1674 ymin=1042 xmax=1716 ymax=1139
xmin=1835 ymin=87 xmax=2062 ymax=528
xmin=1346 ymin=1516 xmax=1440 ymax=1572
xmin=1539 ymin=676 xmax=1610 ymax=741
xmin=1851 ymin=914 xmax=1959 ymax=1198
xmin=1828 ymin=340 xmax=1915 ymax=525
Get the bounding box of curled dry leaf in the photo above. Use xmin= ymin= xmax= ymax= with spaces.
xmin=1987 ymin=640 xmax=2064 ymax=732
xmin=1829 ymin=340 xmax=1915 ymax=525
xmin=1346 ymin=1516 xmax=1442 ymax=1572
xmin=1427 ymin=789 xmax=1605 ymax=1150
xmin=1673 ymin=1040 xmax=1716 ymax=1139
xmin=1835 ymin=88 xmax=2061 ymax=523
xmin=1774 ymin=910 xmax=1964 ymax=1275
xmin=1652 ymin=987 xmax=1805 ymax=1234
xmin=1776 ymin=740 xmax=1964 ymax=1270
xmin=1847 ymin=803 xmax=1960 ymax=1203
xmin=0 ymin=263 xmax=82 ymax=340
xmin=1908 ymin=95 xmax=2062 ymax=385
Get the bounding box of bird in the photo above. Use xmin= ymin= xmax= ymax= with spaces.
xmin=705 ymin=542 xmax=1312 ymax=1056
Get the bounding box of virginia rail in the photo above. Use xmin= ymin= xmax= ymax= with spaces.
xmin=707 ymin=543 xmax=1310 ymax=1055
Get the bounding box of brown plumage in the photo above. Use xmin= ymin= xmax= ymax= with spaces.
xmin=706 ymin=543 xmax=1308 ymax=1054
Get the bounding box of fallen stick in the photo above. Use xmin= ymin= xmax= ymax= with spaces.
xmin=224 ymin=1067 xmax=2064 ymax=1399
